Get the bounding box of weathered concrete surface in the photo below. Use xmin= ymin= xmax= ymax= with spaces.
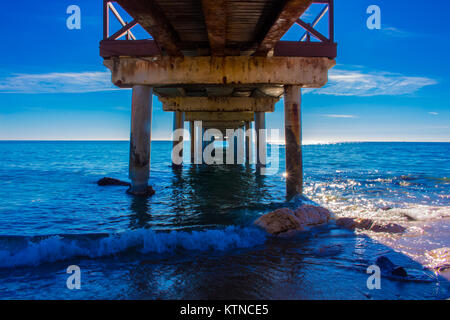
xmin=254 ymin=112 xmax=266 ymax=168
xmin=190 ymin=121 xmax=195 ymax=163
xmin=161 ymin=97 xmax=277 ymax=112
xmin=126 ymin=185 xmax=156 ymax=197
xmin=201 ymin=0 xmax=226 ymax=56
xmin=245 ymin=121 xmax=251 ymax=163
xmin=185 ymin=111 xmax=254 ymax=122
xmin=172 ymin=111 xmax=185 ymax=166
xmin=202 ymin=121 xmax=246 ymax=129
xmin=104 ymin=56 xmax=335 ymax=87
xmin=284 ymin=85 xmax=303 ymax=199
xmin=255 ymin=0 xmax=313 ymax=56
xmin=116 ymin=0 xmax=183 ymax=56
xmin=336 ymin=218 xmax=406 ymax=234
xmin=129 ymin=85 xmax=153 ymax=195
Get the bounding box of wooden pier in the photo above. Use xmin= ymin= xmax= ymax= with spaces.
xmin=100 ymin=0 xmax=337 ymax=198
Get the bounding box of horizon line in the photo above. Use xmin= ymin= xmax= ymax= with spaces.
xmin=0 ymin=139 xmax=449 ymax=144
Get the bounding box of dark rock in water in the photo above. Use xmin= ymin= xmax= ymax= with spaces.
xmin=370 ymin=222 xmax=406 ymax=234
xmin=336 ymin=218 xmax=406 ymax=234
xmin=376 ymin=256 xmax=407 ymax=277
xmin=392 ymin=267 xmax=408 ymax=277
xmin=97 ymin=177 xmax=130 ymax=187
xmin=146 ymin=186 xmax=156 ymax=196
xmin=126 ymin=186 xmax=156 ymax=197
xmin=254 ymin=208 xmax=304 ymax=235
xmin=335 ymin=217 xmax=358 ymax=229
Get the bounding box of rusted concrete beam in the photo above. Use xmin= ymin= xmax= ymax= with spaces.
xmin=116 ymin=0 xmax=182 ymax=56
xmin=129 ymin=85 xmax=153 ymax=195
xmin=161 ymin=97 xmax=277 ymax=112
xmin=104 ymin=56 xmax=335 ymax=87
xmin=185 ymin=112 xmax=254 ymax=122
xmin=202 ymin=121 xmax=246 ymax=129
xmin=284 ymin=85 xmax=303 ymax=199
xmin=255 ymin=0 xmax=313 ymax=56
xmin=201 ymin=0 xmax=226 ymax=56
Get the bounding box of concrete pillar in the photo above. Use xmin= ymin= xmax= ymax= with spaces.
xmin=245 ymin=121 xmax=251 ymax=164
xmin=129 ymin=85 xmax=153 ymax=195
xmin=201 ymin=127 xmax=207 ymax=163
xmin=233 ymin=134 xmax=238 ymax=165
xmin=255 ymin=112 xmax=266 ymax=171
xmin=194 ymin=121 xmax=203 ymax=164
xmin=190 ymin=121 xmax=195 ymax=164
xmin=172 ymin=111 xmax=184 ymax=166
xmin=284 ymin=85 xmax=303 ymax=199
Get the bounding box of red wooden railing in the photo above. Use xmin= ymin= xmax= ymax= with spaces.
xmin=103 ymin=0 xmax=139 ymax=40
xmin=297 ymin=0 xmax=334 ymax=43
xmin=100 ymin=0 xmax=336 ymax=58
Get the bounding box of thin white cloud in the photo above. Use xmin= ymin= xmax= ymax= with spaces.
xmin=429 ymin=112 xmax=439 ymax=116
xmin=382 ymin=27 xmax=414 ymax=38
xmin=0 ymin=71 xmax=117 ymax=94
xmin=323 ymin=114 xmax=358 ymax=118
xmin=307 ymin=67 xmax=437 ymax=97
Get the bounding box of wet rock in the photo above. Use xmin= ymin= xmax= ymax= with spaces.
xmin=97 ymin=177 xmax=130 ymax=187
xmin=336 ymin=218 xmax=406 ymax=234
xmin=335 ymin=217 xmax=358 ymax=229
xmin=254 ymin=208 xmax=303 ymax=235
xmin=277 ymin=229 xmax=304 ymax=238
xmin=370 ymin=222 xmax=406 ymax=234
xmin=294 ymin=204 xmax=330 ymax=226
xmin=376 ymin=256 xmax=407 ymax=277
xmin=255 ymin=205 xmax=332 ymax=236
xmin=425 ymin=247 xmax=450 ymax=272
xmin=147 ymin=186 xmax=156 ymax=196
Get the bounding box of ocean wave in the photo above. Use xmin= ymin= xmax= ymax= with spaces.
xmin=0 ymin=226 xmax=267 ymax=269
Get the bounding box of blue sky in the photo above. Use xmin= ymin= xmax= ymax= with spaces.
xmin=0 ymin=0 xmax=449 ymax=142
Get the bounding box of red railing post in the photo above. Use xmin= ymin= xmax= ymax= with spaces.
xmin=328 ymin=0 xmax=334 ymax=43
xmin=103 ymin=0 xmax=110 ymax=40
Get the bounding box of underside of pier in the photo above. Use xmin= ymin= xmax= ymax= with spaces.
xmin=100 ymin=0 xmax=337 ymax=198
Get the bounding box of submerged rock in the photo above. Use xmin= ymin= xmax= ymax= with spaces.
xmin=254 ymin=208 xmax=303 ymax=235
xmin=313 ymin=244 xmax=343 ymax=257
xmin=336 ymin=218 xmax=406 ymax=234
xmin=98 ymin=177 xmax=155 ymax=196
xmin=97 ymin=177 xmax=131 ymax=187
xmin=254 ymin=205 xmax=331 ymax=236
xmin=376 ymin=256 xmax=408 ymax=277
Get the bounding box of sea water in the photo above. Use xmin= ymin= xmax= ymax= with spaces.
xmin=0 ymin=141 xmax=448 ymax=299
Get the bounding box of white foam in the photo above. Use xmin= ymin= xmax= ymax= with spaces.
xmin=0 ymin=226 xmax=267 ymax=268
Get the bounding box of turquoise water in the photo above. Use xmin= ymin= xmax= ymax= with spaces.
xmin=0 ymin=141 xmax=448 ymax=299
